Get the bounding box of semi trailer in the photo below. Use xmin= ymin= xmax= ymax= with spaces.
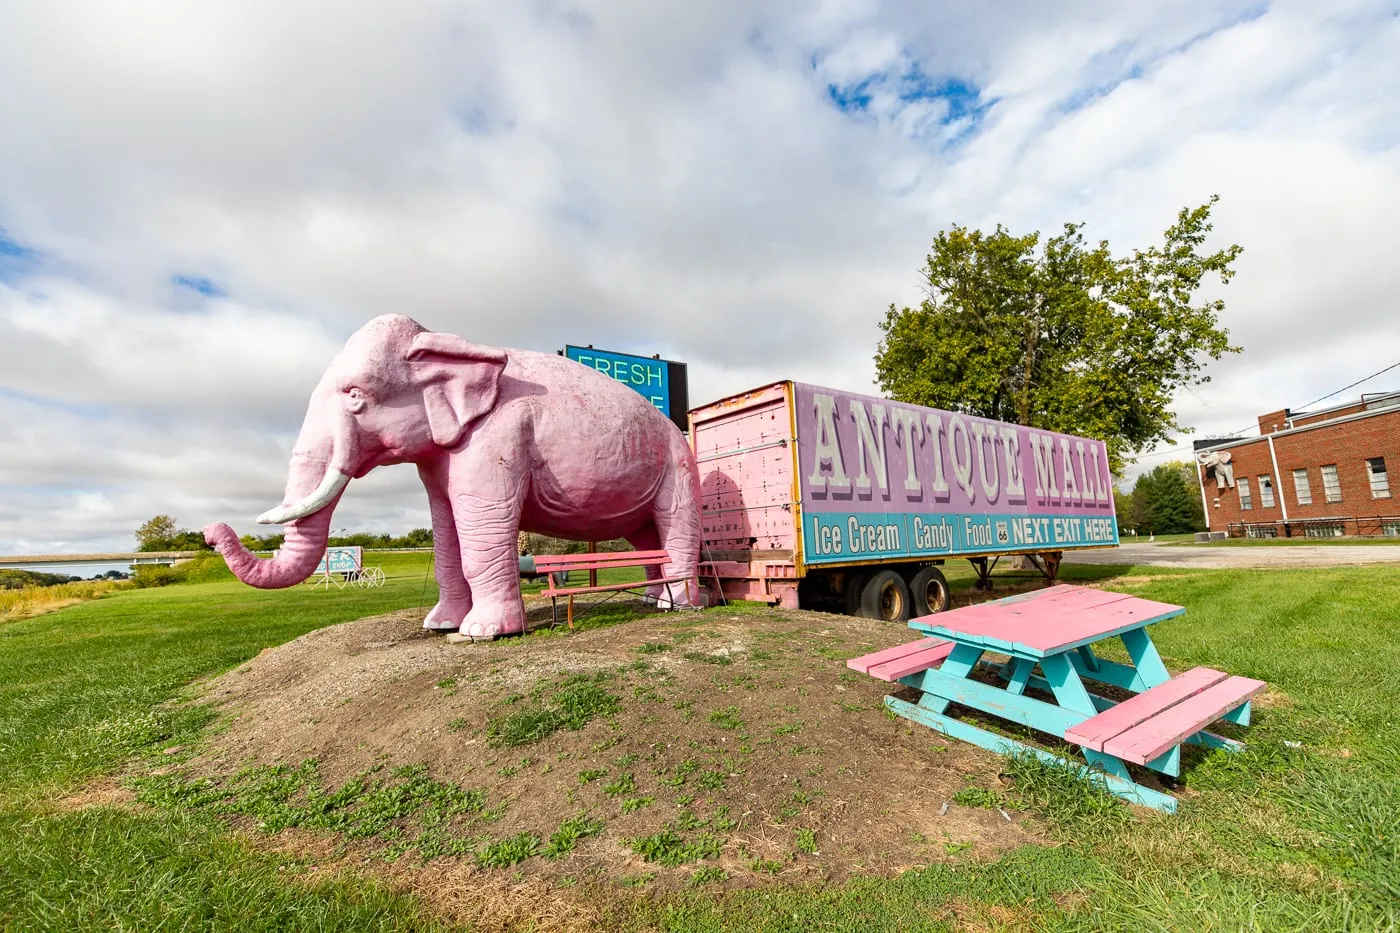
xmin=690 ymin=381 xmax=1120 ymax=621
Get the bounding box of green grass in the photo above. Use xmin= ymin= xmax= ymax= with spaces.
xmin=134 ymin=760 xmax=494 ymax=860
xmin=0 ymin=806 xmax=446 ymax=931
xmin=483 ymin=672 xmax=621 ymax=747
xmin=0 ymin=551 xmax=438 ymax=804
xmin=543 ymin=813 xmax=605 ymax=860
xmin=1165 ymin=536 xmax=1400 ymax=547
xmin=3 ymin=551 xmax=1400 ymax=930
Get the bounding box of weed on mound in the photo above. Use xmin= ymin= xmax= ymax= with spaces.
xmin=137 ymin=760 xmax=505 ymax=862
xmin=485 ymin=671 xmax=622 ymax=748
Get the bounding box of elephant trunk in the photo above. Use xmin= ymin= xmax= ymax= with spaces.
xmin=207 ymin=491 xmax=344 ymax=589
xmin=204 ymin=385 xmax=355 ymax=589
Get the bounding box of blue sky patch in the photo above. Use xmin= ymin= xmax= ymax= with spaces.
xmin=824 ymin=62 xmax=995 ymax=144
xmin=896 ymin=66 xmax=994 ymax=126
xmin=827 ymin=78 xmax=876 ymax=113
xmin=1058 ymin=3 xmax=1269 ymax=114
xmin=172 ymin=274 xmax=226 ymax=298
xmin=0 ymin=229 xmax=40 ymax=284
xmin=0 ymin=231 xmax=32 ymax=258
xmin=0 ymin=386 xmax=116 ymax=421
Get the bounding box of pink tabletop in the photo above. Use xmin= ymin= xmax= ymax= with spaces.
xmin=909 ymin=584 xmax=1184 ymax=658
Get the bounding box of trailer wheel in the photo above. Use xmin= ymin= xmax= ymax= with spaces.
xmin=857 ymin=570 xmax=912 ymax=623
xmin=844 ymin=571 xmax=870 ymax=616
xmin=908 ymin=565 xmax=950 ymax=617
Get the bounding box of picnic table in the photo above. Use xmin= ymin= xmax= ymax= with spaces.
xmin=848 ymin=585 xmax=1265 ymax=812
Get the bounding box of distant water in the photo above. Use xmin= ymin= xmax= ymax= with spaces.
xmin=2 ymin=560 xmax=136 ymax=579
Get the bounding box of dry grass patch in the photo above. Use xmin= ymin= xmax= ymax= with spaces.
xmin=0 ymin=579 xmax=133 ymax=623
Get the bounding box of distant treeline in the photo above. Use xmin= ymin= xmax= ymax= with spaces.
xmin=136 ymin=514 xmax=631 ymax=556
xmin=1 ymin=568 xmax=130 ymax=589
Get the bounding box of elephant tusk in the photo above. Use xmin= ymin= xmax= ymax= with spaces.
xmin=256 ymin=470 xmax=352 ymax=525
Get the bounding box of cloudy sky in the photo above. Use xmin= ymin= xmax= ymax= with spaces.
xmin=2 ymin=0 xmax=1398 ymax=554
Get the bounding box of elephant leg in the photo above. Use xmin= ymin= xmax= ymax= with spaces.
xmin=626 ymin=524 xmax=667 ymax=606
xmin=418 ymin=459 xmax=472 ymax=631
xmin=446 ymin=449 xmax=529 ymax=641
xmin=650 ymin=438 xmax=704 ymax=609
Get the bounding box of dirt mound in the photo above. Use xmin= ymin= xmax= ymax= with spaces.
xmin=176 ymin=600 xmax=1040 ymax=902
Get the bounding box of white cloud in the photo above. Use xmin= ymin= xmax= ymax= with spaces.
xmin=1 ymin=0 xmax=1397 ymax=551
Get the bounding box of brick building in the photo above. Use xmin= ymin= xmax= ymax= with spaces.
xmin=1194 ymin=391 xmax=1400 ymax=538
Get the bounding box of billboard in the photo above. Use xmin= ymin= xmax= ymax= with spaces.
xmin=563 ymin=345 xmax=690 ymax=431
xmin=314 ymin=546 xmax=363 ymax=576
xmin=792 ymin=383 xmax=1119 ymax=565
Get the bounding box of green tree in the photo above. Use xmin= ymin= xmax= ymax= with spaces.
xmin=239 ymin=532 xmax=285 ymax=552
xmin=134 ymin=515 xmax=178 ymax=551
xmin=875 ymin=198 xmax=1242 ymax=472
xmin=401 ymin=528 xmax=433 ymax=548
xmin=1112 ymin=488 xmax=1135 ymax=533
xmin=135 ymin=515 xmax=212 ymax=552
xmin=1129 ymin=463 xmax=1206 ymax=535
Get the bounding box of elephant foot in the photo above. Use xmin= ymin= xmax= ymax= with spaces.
xmin=423 ymin=598 xmax=472 ymax=632
xmin=449 ymin=598 xmax=526 ymax=642
xmin=645 ymin=580 xmax=701 ymax=611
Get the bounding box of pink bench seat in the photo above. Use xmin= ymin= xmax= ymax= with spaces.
xmin=847 ymin=638 xmax=956 ymax=682
xmin=1065 ymin=667 xmax=1266 ymax=765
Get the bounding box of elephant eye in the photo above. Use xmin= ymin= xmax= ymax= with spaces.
xmin=345 ymin=387 xmax=368 ymax=414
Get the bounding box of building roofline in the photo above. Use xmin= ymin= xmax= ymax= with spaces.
xmin=1292 ymin=389 xmax=1400 ymax=424
xmin=1193 ymin=401 xmax=1400 ymax=456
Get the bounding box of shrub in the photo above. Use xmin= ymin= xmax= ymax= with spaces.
xmin=132 ymin=554 xmax=232 ymax=588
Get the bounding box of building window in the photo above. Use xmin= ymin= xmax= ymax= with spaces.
xmin=1258 ymin=475 xmax=1275 ymax=508
xmin=1238 ymin=477 xmax=1253 ymax=510
xmin=1305 ymin=522 xmax=1345 ymax=538
xmin=1321 ymin=464 xmax=1342 ymax=503
xmin=1367 ymin=457 xmax=1390 ymax=499
xmin=1246 ymin=524 xmax=1278 ymax=538
xmin=1384 ymin=521 xmax=1400 ymax=538
xmin=1293 ymin=468 xmax=1312 ymax=505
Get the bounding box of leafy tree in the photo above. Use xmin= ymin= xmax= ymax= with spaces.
xmin=875 ymin=198 xmax=1242 ymax=472
xmin=1128 ymin=463 xmax=1206 ymax=535
xmin=1112 ymin=488 xmax=1135 ymax=532
xmin=135 ymin=515 xmax=212 ymax=552
xmin=135 ymin=515 xmax=178 ymax=551
xmin=239 ymin=532 xmax=285 ymax=552
xmin=401 ymin=528 xmax=433 ymax=548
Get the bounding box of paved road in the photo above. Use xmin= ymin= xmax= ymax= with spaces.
xmin=1061 ymin=542 xmax=1400 ymax=569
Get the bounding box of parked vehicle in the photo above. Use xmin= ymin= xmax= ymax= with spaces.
xmin=690 ymin=381 xmax=1119 ymax=621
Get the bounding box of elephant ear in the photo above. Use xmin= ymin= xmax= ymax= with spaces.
xmin=404 ymin=332 xmax=509 ymax=448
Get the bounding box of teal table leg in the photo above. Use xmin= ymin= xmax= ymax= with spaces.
xmin=1121 ymin=628 xmax=1171 ymax=687
xmin=917 ymin=643 xmax=984 ymax=715
xmin=1005 ymin=658 xmax=1034 ymax=696
xmin=885 ymin=696 xmax=1178 ymax=812
xmin=1187 ymin=731 xmax=1244 ymax=753
xmin=1040 ymin=654 xmax=1098 ymax=715
xmin=1222 ymin=701 xmax=1251 ymax=726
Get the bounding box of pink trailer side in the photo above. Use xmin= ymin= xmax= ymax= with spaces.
xmin=691 ymin=382 xmax=802 ymax=608
xmin=690 ymin=379 xmax=1121 ymax=619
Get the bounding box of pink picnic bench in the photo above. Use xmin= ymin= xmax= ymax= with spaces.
xmin=524 ymin=550 xmax=698 ymax=629
xmin=847 ymin=585 xmax=1265 ymax=812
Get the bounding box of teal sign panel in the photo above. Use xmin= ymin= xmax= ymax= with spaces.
xmin=564 ymin=345 xmax=688 ymax=431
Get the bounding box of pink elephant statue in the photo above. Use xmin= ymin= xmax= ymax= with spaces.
xmin=204 ymin=314 xmax=703 ymax=641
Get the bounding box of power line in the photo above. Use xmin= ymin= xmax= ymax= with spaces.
xmin=1129 ymin=358 xmax=1400 ymax=467
xmin=1291 ymin=359 xmax=1400 ymax=412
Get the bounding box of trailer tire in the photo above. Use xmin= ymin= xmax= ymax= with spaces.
xmin=844 ymin=572 xmax=870 ymax=616
xmin=908 ymin=565 xmax=950 ymax=616
xmin=857 ymin=570 xmax=912 ymax=623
